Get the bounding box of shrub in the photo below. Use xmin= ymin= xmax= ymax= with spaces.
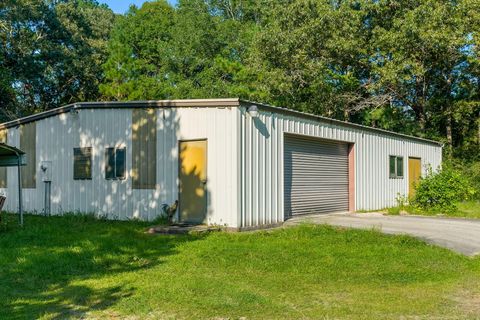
xmin=387 ymin=194 xmax=409 ymax=215
xmin=0 ymin=211 xmax=6 ymax=231
xmin=151 ymin=214 xmax=169 ymax=225
xmin=387 ymin=206 xmax=401 ymax=215
xmin=464 ymin=161 xmax=480 ymax=199
xmin=412 ymin=165 xmax=477 ymax=212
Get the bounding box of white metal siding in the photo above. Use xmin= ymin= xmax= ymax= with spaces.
xmin=284 ymin=135 xmax=349 ymax=216
xmin=0 ymin=102 xmax=442 ymax=229
xmin=240 ymin=107 xmax=442 ymax=228
xmin=0 ymin=107 xmax=239 ymax=227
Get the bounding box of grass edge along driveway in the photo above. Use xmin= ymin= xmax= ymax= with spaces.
xmin=0 ymin=214 xmax=479 ymax=319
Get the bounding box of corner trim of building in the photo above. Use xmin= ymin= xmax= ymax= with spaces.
xmin=348 ymin=143 xmax=355 ymax=212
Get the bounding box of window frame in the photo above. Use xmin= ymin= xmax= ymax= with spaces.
xmin=105 ymin=147 xmax=126 ymax=180
xmin=389 ymin=155 xmax=404 ymax=179
xmin=73 ymin=147 xmax=92 ymax=180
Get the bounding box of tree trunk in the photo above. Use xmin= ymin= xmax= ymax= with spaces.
xmin=478 ymin=113 xmax=480 ymax=145
xmin=446 ymin=114 xmax=453 ymax=158
xmin=419 ymin=112 xmax=426 ymax=131
xmin=412 ymin=104 xmax=426 ymax=131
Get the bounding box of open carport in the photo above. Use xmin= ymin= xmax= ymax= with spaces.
xmin=0 ymin=143 xmax=26 ymax=225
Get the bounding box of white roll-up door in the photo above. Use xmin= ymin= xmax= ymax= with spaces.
xmin=284 ymin=134 xmax=349 ymax=217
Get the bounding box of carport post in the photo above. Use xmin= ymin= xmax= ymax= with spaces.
xmin=17 ymin=155 xmax=23 ymax=226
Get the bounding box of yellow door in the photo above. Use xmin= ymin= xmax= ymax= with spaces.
xmin=408 ymin=158 xmax=422 ymax=198
xmin=179 ymin=140 xmax=207 ymax=224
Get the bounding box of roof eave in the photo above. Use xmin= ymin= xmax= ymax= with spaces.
xmin=240 ymin=99 xmax=442 ymax=147
xmin=0 ymin=98 xmax=241 ymax=130
xmin=0 ymin=98 xmax=443 ymax=147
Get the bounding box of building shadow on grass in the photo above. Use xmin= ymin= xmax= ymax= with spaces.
xmin=14 ymin=284 xmax=132 ymax=320
xmin=0 ymin=214 xmax=204 ymax=319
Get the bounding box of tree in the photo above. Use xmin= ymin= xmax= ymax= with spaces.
xmin=247 ymin=0 xmax=378 ymax=118
xmin=248 ymin=0 xmax=480 ymax=155
xmin=100 ymin=0 xmax=260 ymax=101
xmin=0 ymin=0 xmax=115 ymax=121
xmin=369 ymin=0 xmax=480 ymax=150
xmin=4 ymin=0 xmax=477 ymax=161
xmin=54 ymin=1 xmax=116 ymax=103
xmin=100 ymin=0 xmax=175 ymax=100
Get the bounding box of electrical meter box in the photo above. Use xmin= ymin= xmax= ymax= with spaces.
xmin=40 ymin=161 xmax=52 ymax=182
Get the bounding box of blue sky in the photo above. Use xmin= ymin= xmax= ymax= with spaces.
xmin=98 ymin=0 xmax=178 ymax=14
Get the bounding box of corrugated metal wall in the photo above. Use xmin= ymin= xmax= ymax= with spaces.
xmin=0 ymin=102 xmax=442 ymax=229
xmin=240 ymin=106 xmax=442 ymax=228
xmin=1 ymin=107 xmax=239 ymax=227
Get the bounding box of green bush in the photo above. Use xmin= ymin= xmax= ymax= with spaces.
xmin=464 ymin=161 xmax=480 ymax=198
xmin=387 ymin=194 xmax=409 ymax=215
xmin=387 ymin=206 xmax=401 ymax=215
xmin=0 ymin=213 xmax=32 ymax=231
xmin=0 ymin=211 xmax=9 ymax=232
xmin=151 ymin=214 xmax=169 ymax=226
xmin=412 ymin=165 xmax=477 ymax=213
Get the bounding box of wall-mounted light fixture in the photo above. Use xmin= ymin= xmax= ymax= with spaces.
xmin=247 ymin=104 xmax=259 ymax=118
xmin=70 ymin=105 xmax=79 ymax=115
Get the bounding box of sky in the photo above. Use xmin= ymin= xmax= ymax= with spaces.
xmin=98 ymin=0 xmax=178 ymax=14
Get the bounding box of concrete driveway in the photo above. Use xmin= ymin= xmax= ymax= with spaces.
xmin=284 ymin=213 xmax=480 ymax=256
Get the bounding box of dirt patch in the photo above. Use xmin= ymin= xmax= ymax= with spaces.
xmin=451 ymin=287 xmax=480 ymax=316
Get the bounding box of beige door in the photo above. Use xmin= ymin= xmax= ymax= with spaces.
xmin=408 ymin=158 xmax=422 ymax=198
xmin=179 ymin=140 xmax=207 ymax=224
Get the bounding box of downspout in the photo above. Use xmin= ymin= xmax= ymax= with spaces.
xmin=16 ymin=152 xmax=23 ymax=226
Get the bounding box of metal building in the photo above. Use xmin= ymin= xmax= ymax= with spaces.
xmin=0 ymin=99 xmax=442 ymax=229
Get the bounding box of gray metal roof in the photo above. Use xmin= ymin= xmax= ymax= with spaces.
xmin=0 ymin=99 xmax=240 ymax=130
xmin=0 ymin=98 xmax=441 ymax=146
xmin=240 ymin=100 xmax=442 ymax=146
xmin=0 ymin=143 xmax=26 ymax=167
xmin=0 ymin=143 xmax=24 ymax=156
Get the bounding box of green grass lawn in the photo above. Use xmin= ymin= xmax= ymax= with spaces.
xmin=1 ymin=214 xmax=480 ymax=319
xmin=387 ymin=201 xmax=480 ymax=219
xmin=450 ymin=201 xmax=480 ymax=219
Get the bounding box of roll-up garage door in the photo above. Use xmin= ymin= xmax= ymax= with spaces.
xmin=284 ymin=134 xmax=349 ymax=217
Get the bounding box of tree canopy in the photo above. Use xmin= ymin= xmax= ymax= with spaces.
xmin=0 ymin=0 xmax=115 ymax=120
xmin=1 ymin=0 xmax=479 ymax=160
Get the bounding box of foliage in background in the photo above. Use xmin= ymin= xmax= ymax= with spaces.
xmin=100 ymin=0 xmax=480 ymax=161
xmin=0 ymin=0 xmax=115 ymax=122
xmin=463 ymin=161 xmax=480 ymax=193
xmin=412 ymin=165 xmax=477 ymax=213
xmin=249 ymin=0 xmax=480 ymax=156
xmin=0 ymin=0 xmax=479 ymax=161
xmin=100 ymin=0 xmax=260 ymax=101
